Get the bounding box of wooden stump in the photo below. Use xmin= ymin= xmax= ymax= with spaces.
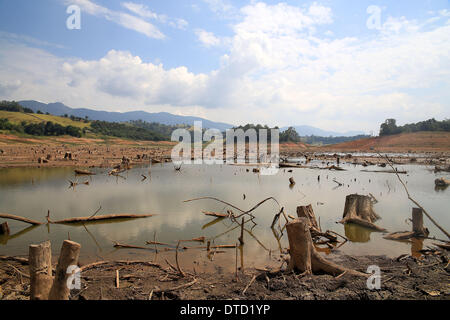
xmin=384 ymin=208 xmax=429 ymax=241
xmin=297 ymin=205 xmax=320 ymax=236
xmin=48 ymin=240 xmax=81 ymax=300
xmin=339 ymin=194 xmax=386 ymax=232
xmin=0 ymin=222 xmax=10 ymax=235
xmin=297 ymin=205 xmax=337 ymax=242
xmin=286 ymin=218 xmax=367 ymax=277
xmin=29 ymin=241 xmax=53 ymax=300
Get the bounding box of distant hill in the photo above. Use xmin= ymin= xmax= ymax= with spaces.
xmin=19 ymin=100 xmax=234 ymax=131
xmin=319 ymin=131 xmax=450 ymax=153
xmin=281 ymin=125 xmax=365 ymax=137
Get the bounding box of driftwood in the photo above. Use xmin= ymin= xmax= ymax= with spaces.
xmin=0 ymin=255 xmax=29 ymax=264
xmin=47 ymin=212 xmax=154 ymax=224
xmin=0 ymin=213 xmax=43 ymax=225
xmin=29 ymin=241 xmax=53 ymax=300
xmin=361 ymin=169 xmax=407 ymax=174
xmin=382 ymin=154 xmax=450 ymax=239
xmin=434 ymin=165 xmax=450 ymax=173
xmin=113 ymin=241 xmax=154 ymax=251
xmin=0 ymin=221 xmax=10 ymax=235
xmin=286 ymin=218 xmax=367 ymax=277
xmin=435 ymin=178 xmax=450 ymax=187
xmin=339 ymin=194 xmax=386 ymax=232
xmin=48 ymin=240 xmax=81 ymax=300
xmin=74 ymin=169 xmax=95 ymax=175
xmin=384 ymin=208 xmax=430 ymax=241
xmin=203 ymin=211 xmax=229 ymax=218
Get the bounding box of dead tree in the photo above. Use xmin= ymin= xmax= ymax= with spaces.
xmin=384 ymin=208 xmax=429 ymax=241
xmin=286 ymin=218 xmax=367 ymax=277
xmin=339 ymin=194 xmax=386 ymax=232
xmin=29 ymin=241 xmax=53 ymax=300
xmin=48 ymin=240 xmax=81 ymax=300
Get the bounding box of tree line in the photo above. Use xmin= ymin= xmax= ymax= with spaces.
xmin=0 ymin=118 xmax=82 ymax=137
xmin=0 ymin=101 xmax=34 ymax=114
xmin=380 ymin=118 xmax=450 ymax=136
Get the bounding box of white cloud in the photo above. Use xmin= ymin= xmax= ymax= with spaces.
xmin=195 ymin=29 xmax=221 ymax=47
xmin=1 ymin=2 xmax=449 ymax=133
xmin=121 ymin=2 xmax=188 ymax=30
xmin=68 ymin=0 xmax=165 ymax=39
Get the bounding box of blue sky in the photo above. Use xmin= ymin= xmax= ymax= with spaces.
xmin=0 ymin=0 xmax=449 ymax=133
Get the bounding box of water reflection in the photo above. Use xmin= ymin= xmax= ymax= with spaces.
xmin=0 ymin=162 xmax=448 ymax=271
xmin=344 ymin=223 xmax=377 ymax=243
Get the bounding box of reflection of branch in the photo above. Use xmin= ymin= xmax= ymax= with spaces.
xmin=382 ymin=154 xmax=449 ymax=239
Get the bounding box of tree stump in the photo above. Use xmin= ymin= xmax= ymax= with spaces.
xmin=48 ymin=240 xmax=81 ymax=300
xmin=297 ymin=205 xmax=338 ymax=242
xmin=286 ymin=218 xmax=367 ymax=277
xmin=0 ymin=222 xmax=9 ymax=235
xmin=384 ymin=208 xmax=429 ymax=241
xmin=339 ymin=194 xmax=386 ymax=232
xmin=29 ymin=241 xmax=53 ymax=300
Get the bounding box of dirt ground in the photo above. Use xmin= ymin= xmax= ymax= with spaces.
xmin=1 ymin=252 xmax=448 ymax=300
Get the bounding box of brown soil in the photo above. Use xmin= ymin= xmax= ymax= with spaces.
xmin=0 ymin=134 xmax=175 ymax=169
xmin=1 ymin=252 xmax=448 ymax=300
xmin=316 ymin=132 xmax=450 ymax=153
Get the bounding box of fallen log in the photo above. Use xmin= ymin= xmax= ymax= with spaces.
xmin=113 ymin=241 xmax=154 ymax=251
xmin=0 ymin=213 xmax=43 ymax=225
xmin=202 ymin=211 xmax=229 ymax=218
xmin=74 ymin=169 xmax=96 ymax=176
xmin=29 ymin=241 xmax=53 ymax=300
xmin=361 ymin=169 xmax=407 ymax=174
xmin=47 ymin=213 xmax=155 ymax=224
xmin=384 ymin=208 xmax=429 ymax=241
xmin=286 ymin=218 xmax=367 ymax=277
xmin=339 ymin=194 xmax=386 ymax=232
xmin=48 ymin=240 xmax=81 ymax=300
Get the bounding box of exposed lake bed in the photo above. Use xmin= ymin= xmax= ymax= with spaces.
xmin=0 ymin=152 xmax=449 ymax=300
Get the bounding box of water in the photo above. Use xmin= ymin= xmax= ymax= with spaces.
xmin=0 ymin=160 xmax=449 ymax=272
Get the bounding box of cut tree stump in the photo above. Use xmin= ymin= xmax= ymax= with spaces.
xmin=48 ymin=240 xmax=81 ymax=300
xmin=0 ymin=222 xmax=10 ymax=235
xmin=296 ymin=205 xmax=337 ymax=242
xmin=29 ymin=241 xmax=53 ymax=300
xmin=384 ymin=208 xmax=429 ymax=241
xmin=339 ymin=194 xmax=386 ymax=232
xmin=286 ymin=218 xmax=367 ymax=277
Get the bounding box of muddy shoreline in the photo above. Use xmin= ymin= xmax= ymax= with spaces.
xmin=1 ymin=252 xmax=448 ymax=300
xmin=1 ymin=142 xmax=449 ymax=170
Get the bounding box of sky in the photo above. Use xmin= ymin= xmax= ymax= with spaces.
xmin=0 ymin=0 xmax=449 ymax=134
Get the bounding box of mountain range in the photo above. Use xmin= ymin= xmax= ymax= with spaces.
xmin=18 ymin=100 xmax=365 ymax=137
xmin=281 ymin=125 xmax=365 ymax=137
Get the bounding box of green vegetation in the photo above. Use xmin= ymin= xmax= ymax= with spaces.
xmin=0 ymin=100 xmax=34 ymax=113
xmin=90 ymin=121 xmax=167 ymax=141
xmin=380 ymin=118 xmax=450 ymax=136
xmin=0 ymin=118 xmax=82 ymax=137
xmin=280 ymin=127 xmax=300 ymax=142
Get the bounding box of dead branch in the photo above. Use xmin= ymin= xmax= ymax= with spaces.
xmin=382 ymin=154 xmax=450 ymax=239
xmin=0 ymin=213 xmax=43 ymax=225
xmin=47 ymin=212 xmax=155 ymax=224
